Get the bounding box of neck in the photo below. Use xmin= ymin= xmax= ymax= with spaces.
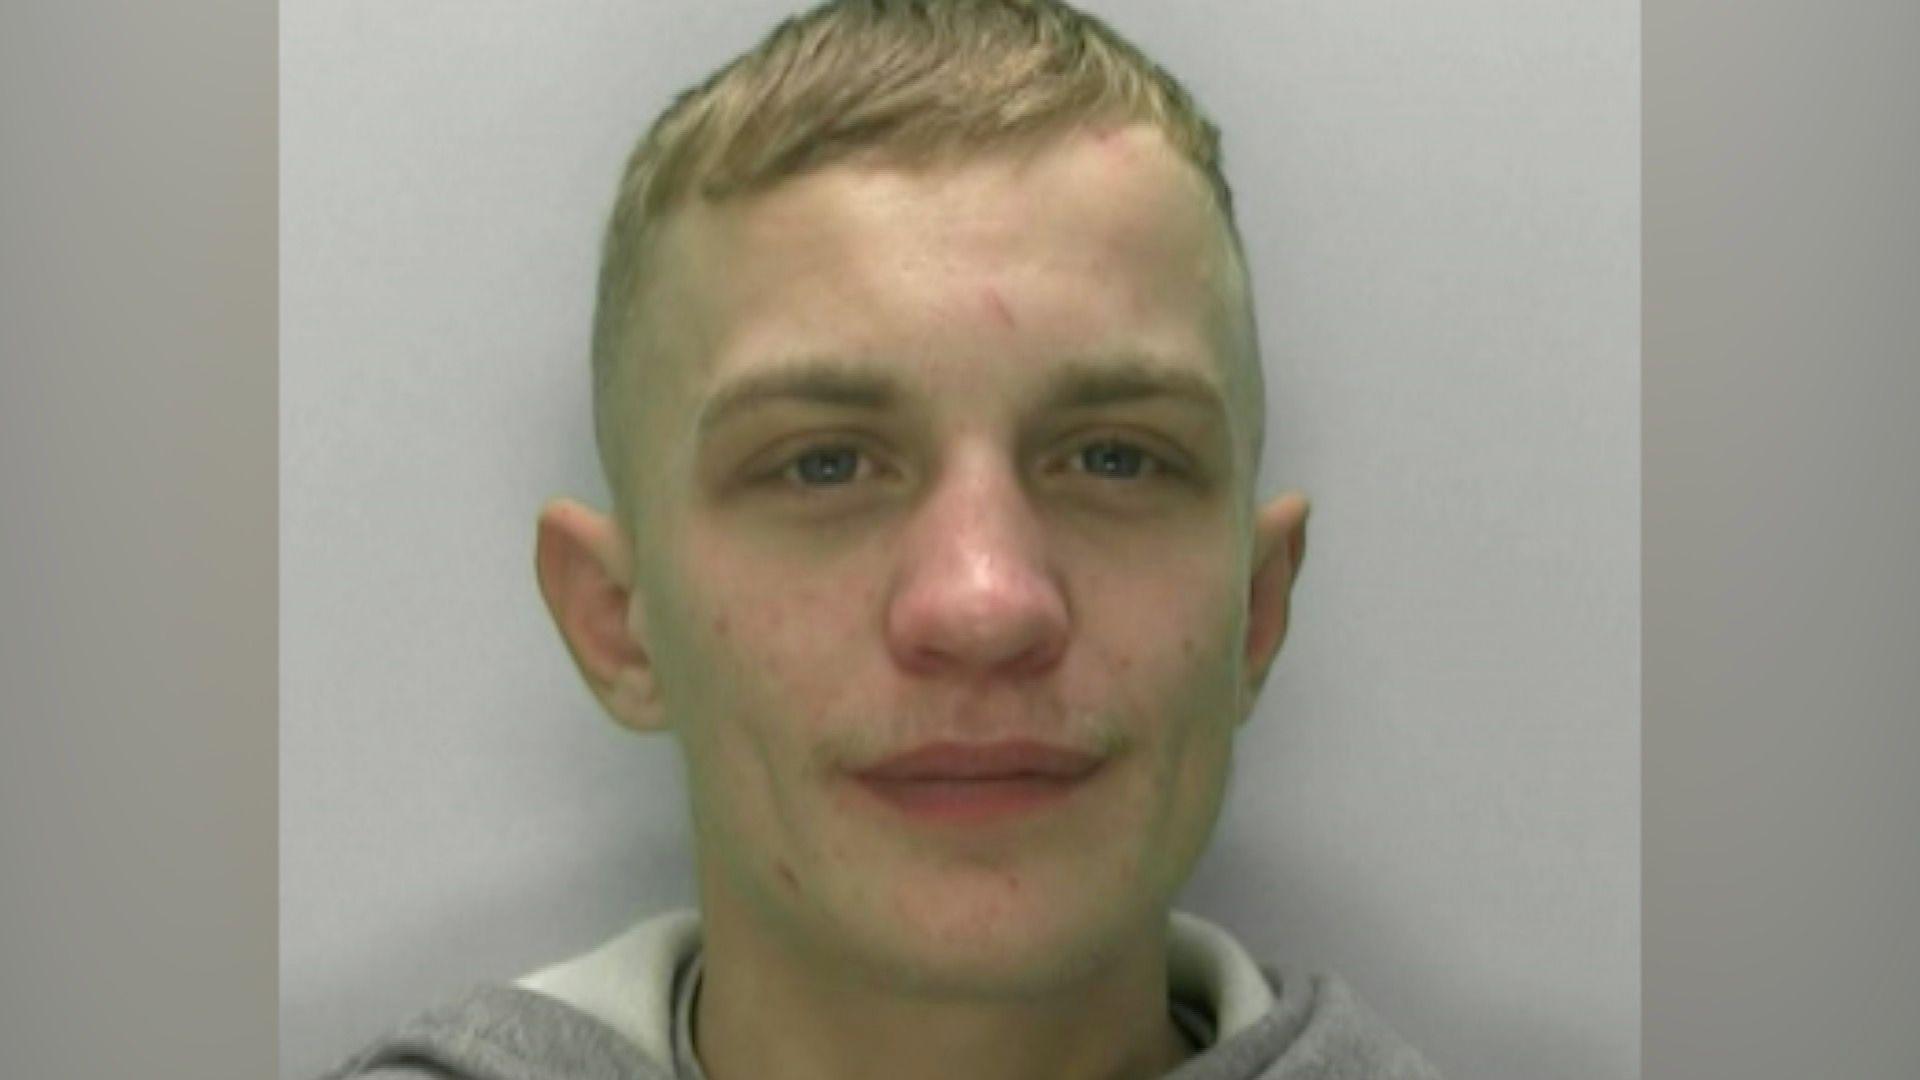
xmin=693 ymin=891 xmax=1197 ymax=1080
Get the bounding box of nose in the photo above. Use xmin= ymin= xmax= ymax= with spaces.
xmin=883 ymin=450 xmax=1070 ymax=679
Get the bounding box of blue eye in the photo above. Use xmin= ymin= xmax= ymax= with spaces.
xmin=1077 ymin=440 xmax=1151 ymax=478
xmin=788 ymin=446 xmax=863 ymax=485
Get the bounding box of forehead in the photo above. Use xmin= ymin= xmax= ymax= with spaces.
xmin=635 ymin=125 xmax=1247 ymax=434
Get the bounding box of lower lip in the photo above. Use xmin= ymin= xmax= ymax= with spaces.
xmin=854 ymin=773 xmax=1095 ymax=824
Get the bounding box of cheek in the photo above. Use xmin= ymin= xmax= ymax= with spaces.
xmin=661 ymin=576 xmax=863 ymax=845
xmin=1078 ymin=561 xmax=1243 ymax=800
xmin=668 ymin=548 xmax=882 ymax=745
xmin=1080 ymin=550 xmax=1244 ymax=691
xmin=731 ymin=582 xmax=870 ymax=683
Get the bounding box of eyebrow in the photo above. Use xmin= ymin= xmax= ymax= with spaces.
xmin=697 ymin=359 xmax=901 ymax=436
xmin=1034 ymin=356 xmax=1228 ymax=418
xmin=694 ymin=352 xmax=1227 ymax=436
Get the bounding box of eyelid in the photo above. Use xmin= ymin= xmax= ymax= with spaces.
xmin=787 ymin=444 xmax=871 ymax=485
xmin=738 ymin=427 xmax=1201 ymax=490
xmin=751 ymin=435 xmax=893 ymax=488
xmin=1051 ymin=430 xmax=1193 ymax=478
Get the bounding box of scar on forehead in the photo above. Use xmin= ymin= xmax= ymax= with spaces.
xmin=983 ymin=286 xmax=1016 ymax=328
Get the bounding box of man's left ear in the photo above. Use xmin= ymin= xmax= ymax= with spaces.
xmin=1242 ymin=492 xmax=1310 ymax=701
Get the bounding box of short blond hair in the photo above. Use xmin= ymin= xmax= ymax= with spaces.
xmin=592 ymin=0 xmax=1256 ymax=512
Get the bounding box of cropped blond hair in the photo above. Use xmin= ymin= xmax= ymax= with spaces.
xmin=592 ymin=0 xmax=1256 ymax=512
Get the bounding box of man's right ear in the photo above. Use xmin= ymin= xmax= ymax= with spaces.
xmin=534 ymin=498 xmax=667 ymax=733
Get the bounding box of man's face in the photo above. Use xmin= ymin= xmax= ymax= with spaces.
xmin=602 ymin=126 xmax=1290 ymax=994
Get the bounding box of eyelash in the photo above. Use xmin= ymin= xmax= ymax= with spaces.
xmin=762 ymin=437 xmax=1182 ymax=492
xmin=778 ymin=444 xmax=882 ymax=487
xmin=1052 ymin=439 xmax=1174 ymax=481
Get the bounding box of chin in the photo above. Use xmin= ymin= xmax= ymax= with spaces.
xmin=842 ymin=879 xmax=1150 ymax=996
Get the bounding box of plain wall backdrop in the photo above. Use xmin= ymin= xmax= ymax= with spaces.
xmin=280 ymin=3 xmax=1638 ymax=1078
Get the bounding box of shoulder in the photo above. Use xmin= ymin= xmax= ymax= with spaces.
xmin=317 ymin=910 xmax=702 ymax=1080
xmin=1245 ymin=965 xmax=1444 ymax=1080
xmin=1168 ymin=911 xmax=1442 ymax=1078
xmin=312 ymin=983 xmax=668 ymax=1080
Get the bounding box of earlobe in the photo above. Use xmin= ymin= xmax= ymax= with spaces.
xmin=533 ymin=498 xmax=666 ymax=733
xmin=1241 ymin=492 xmax=1310 ymax=703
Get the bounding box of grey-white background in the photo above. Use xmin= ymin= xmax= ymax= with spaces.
xmin=280 ymin=3 xmax=1639 ymax=1078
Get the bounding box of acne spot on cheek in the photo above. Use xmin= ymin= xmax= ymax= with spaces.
xmin=982 ymin=286 xmax=1015 ymax=328
xmin=1182 ymin=638 xmax=1196 ymax=658
xmin=712 ymin=615 xmax=729 ymax=639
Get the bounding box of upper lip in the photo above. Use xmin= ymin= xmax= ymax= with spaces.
xmin=853 ymin=739 xmax=1105 ymax=782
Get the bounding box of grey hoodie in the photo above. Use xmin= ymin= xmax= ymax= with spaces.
xmin=319 ymin=909 xmax=1440 ymax=1080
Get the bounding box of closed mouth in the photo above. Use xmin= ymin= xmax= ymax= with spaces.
xmin=851 ymin=739 xmax=1105 ymax=783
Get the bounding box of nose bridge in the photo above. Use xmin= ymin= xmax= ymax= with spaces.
xmin=885 ymin=441 xmax=1069 ymax=676
xmin=921 ymin=443 xmax=1042 ymax=571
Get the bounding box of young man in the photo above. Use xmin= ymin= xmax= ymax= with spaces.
xmin=326 ymin=1 xmax=1439 ymax=1077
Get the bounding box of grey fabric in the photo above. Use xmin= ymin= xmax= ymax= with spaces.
xmin=1164 ymin=966 xmax=1441 ymax=1080
xmin=316 ymin=984 xmax=669 ymax=1080
xmin=319 ymin=958 xmax=1440 ymax=1080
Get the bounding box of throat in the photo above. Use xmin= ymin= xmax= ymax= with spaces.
xmin=690 ymin=961 xmax=1204 ymax=1080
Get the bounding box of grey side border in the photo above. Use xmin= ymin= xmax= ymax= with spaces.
xmin=1646 ymin=1 xmax=1920 ymax=1077
xmin=0 ymin=2 xmax=277 ymax=1078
